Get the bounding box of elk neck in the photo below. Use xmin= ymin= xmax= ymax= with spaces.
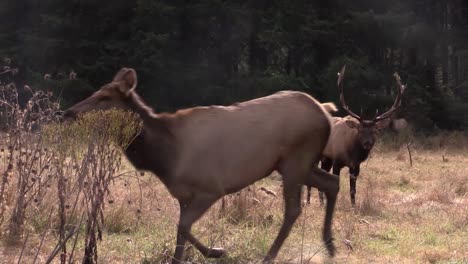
xmin=122 ymin=91 xmax=177 ymax=186
xmin=124 ymin=91 xmax=158 ymax=122
xmin=349 ymin=138 xmax=371 ymax=165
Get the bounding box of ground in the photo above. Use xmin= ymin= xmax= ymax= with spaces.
xmin=1 ymin=138 xmax=467 ymax=264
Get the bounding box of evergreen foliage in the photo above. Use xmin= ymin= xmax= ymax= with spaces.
xmin=1 ymin=0 xmax=467 ymax=130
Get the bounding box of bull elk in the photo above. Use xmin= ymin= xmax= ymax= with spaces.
xmin=306 ymin=65 xmax=406 ymax=207
xmin=64 ymin=68 xmax=340 ymax=263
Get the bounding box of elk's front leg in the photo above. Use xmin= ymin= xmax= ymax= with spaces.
xmin=173 ymin=193 xmax=224 ymax=264
xmin=349 ymin=166 xmax=360 ymax=206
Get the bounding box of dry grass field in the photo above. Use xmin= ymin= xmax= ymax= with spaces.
xmin=1 ymin=133 xmax=467 ymax=264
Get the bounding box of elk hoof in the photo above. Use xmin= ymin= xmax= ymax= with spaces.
xmin=327 ymin=243 xmax=337 ymax=257
xmin=205 ymin=247 xmax=226 ymax=258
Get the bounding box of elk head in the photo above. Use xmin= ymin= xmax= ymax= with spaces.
xmin=337 ymin=65 xmax=406 ymax=150
xmin=63 ymin=68 xmax=137 ymax=119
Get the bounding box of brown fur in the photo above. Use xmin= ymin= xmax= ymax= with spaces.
xmin=64 ymin=68 xmax=340 ymax=264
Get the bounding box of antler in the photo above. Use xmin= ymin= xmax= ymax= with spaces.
xmin=338 ymin=65 xmax=362 ymax=121
xmin=373 ymin=72 xmax=406 ymax=122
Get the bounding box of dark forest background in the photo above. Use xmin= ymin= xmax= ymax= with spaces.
xmin=1 ymin=0 xmax=468 ymax=131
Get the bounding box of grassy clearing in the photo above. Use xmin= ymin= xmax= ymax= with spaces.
xmin=1 ymin=139 xmax=468 ymax=263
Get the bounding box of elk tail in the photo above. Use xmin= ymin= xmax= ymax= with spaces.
xmin=321 ymin=103 xmax=338 ymax=113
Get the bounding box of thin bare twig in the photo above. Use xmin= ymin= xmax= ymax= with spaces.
xmin=68 ymin=211 xmax=86 ymax=264
xmin=16 ymin=232 xmax=30 ymax=264
xmin=0 ymin=69 xmax=17 ymax=76
xmin=33 ymin=207 xmax=55 ymax=264
xmin=406 ymin=141 xmax=413 ymax=167
xmin=45 ymin=226 xmax=80 ymax=264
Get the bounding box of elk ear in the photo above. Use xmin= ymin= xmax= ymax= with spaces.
xmin=345 ymin=120 xmax=359 ymax=129
xmin=113 ymin=68 xmax=137 ymax=96
xmin=375 ymin=118 xmax=392 ymax=130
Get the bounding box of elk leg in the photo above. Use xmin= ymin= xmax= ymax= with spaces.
xmin=318 ymin=191 xmax=325 ymax=206
xmin=173 ymin=193 xmax=223 ymax=264
xmin=332 ymin=163 xmax=342 ymax=176
xmin=173 ymin=224 xmax=188 ymax=264
xmin=306 ymin=185 xmax=313 ymax=205
xmin=307 ymin=166 xmax=339 ymax=256
xmin=318 ymin=158 xmax=333 ymax=206
xmin=349 ymin=166 xmax=360 ymax=206
xmin=306 ymin=160 xmax=323 ymax=205
xmin=308 ymin=167 xmax=339 ymax=195
xmin=323 ymin=187 xmax=338 ymax=257
xmin=263 ymin=171 xmax=303 ymax=263
xmin=349 ymin=176 xmax=357 ymax=206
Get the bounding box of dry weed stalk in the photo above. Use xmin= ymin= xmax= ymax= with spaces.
xmin=0 ymin=65 xmax=61 ymax=237
xmin=42 ymin=109 xmax=142 ymax=264
xmin=0 ymin=60 xmax=142 ymax=264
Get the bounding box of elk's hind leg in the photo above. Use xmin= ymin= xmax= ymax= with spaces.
xmin=318 ymin=157 xmax=333 ymax=206
xmin=173 ymin=193 xmax=224 ymax=264
xmin=308 ymin=167 xmax=339 ymax=257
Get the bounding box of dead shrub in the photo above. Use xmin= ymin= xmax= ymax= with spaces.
xmin=451 ymin=203 xmax=468 ymax=230
xmin=41 ymin=109 xmax=142 ymax=264
xmin=399 ymin=175 xmax=411 ymax=186
xmin=340 ymin=213 xmax=357 ymax=241
xmin=420 ymin=131 xmax=468 ymax=150
xmin=0 ymin=68 xmax=142 ymax=264
xmin=447 ymin=173 xmax=468 ymax=197
xmin=396 ymin=148 xmax=407 ymax=161
xmin=422 ymin=250 xmax=447 ymax=264
xmin=426 ymin=188 xmax=453 ymax=205
xmin=103 ymin=204 xmax=137 ymax=234
xmin=219 ymin=186 xmax=277 ymax=227
xmin=0 ymin=71 xmax=61 ymax=238
xmin=356 ymin=177 xmax=383 ymax=216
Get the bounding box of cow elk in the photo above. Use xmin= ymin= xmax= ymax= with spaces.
xmin=64 ymin=68 xmax=341 ymax=264
xmin=390 ymin=118 xmax=408 ymax=133
xmin=306 ymin=65 xmax=406 ymax=207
